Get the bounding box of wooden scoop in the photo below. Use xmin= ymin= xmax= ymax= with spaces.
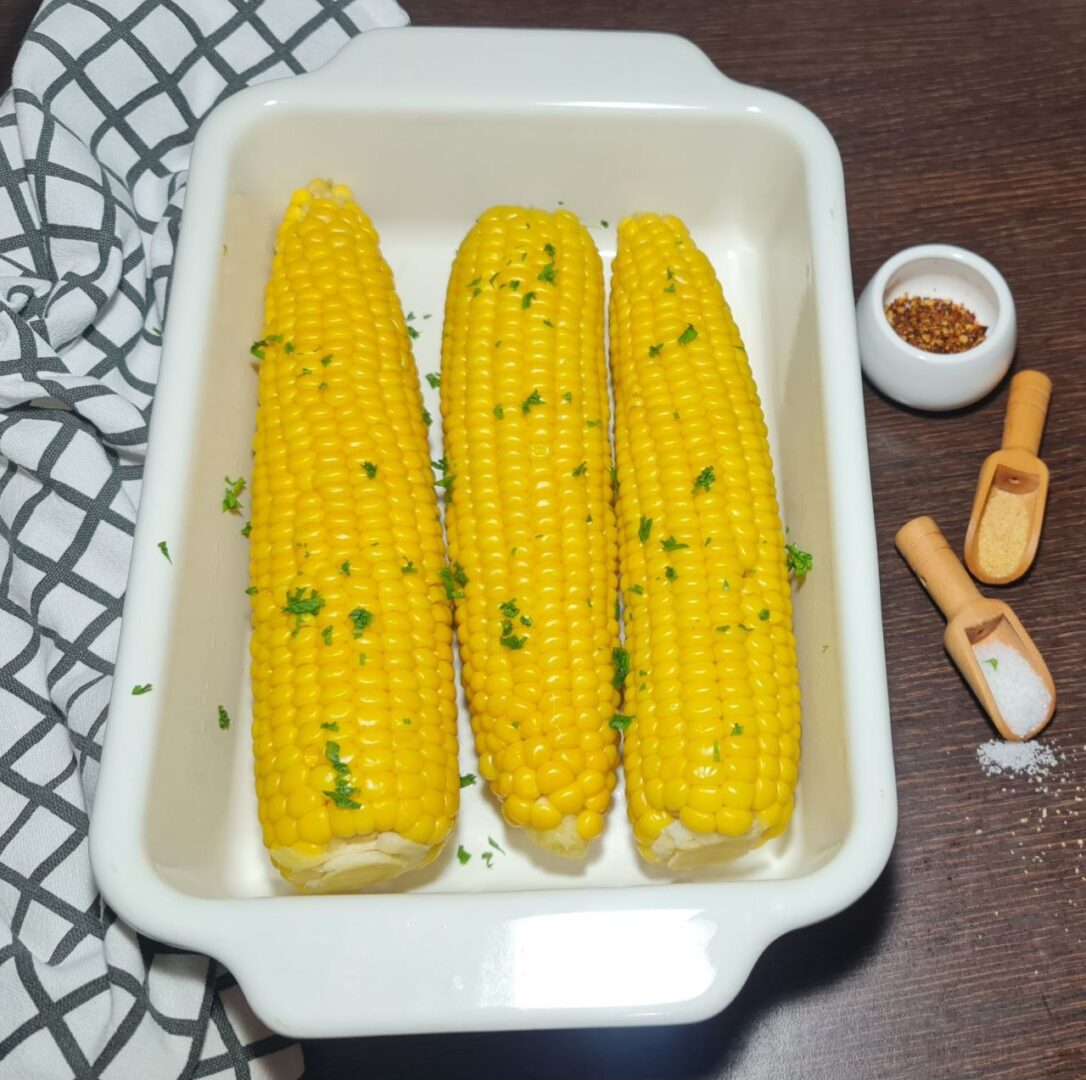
xmin=964 ymin=370 xmax=1051 ymax=585
xmin=897 ymin=516 xmax=1055 ymax=741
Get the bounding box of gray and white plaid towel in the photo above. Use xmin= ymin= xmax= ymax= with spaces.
xmin=0 ymin=2 xmax=407 ymax=1076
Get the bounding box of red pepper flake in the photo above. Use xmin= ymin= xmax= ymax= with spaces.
xmin=884 ymin=294 xmax=987 ymax=354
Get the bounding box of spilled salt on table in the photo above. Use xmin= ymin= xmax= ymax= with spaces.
xmin=974 ymin=639 xmax=1051 ymax=737
xmin=976 ymin=740 xmax=1058 ymax=780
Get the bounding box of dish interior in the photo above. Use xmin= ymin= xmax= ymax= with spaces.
xmin=147 ymin=102 xmax=849 ymax=899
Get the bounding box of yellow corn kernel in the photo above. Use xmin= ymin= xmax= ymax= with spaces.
xmin=610 ymin=214 xmax=801 ymax=870
xmin=249 ymin=180 xmax=458 ymax=892
xmin=440 ymin=206 xmax=621 ymax=859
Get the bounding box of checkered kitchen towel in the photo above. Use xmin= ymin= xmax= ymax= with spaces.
xmin=0 ymin=2 xmax=407 ymax=1076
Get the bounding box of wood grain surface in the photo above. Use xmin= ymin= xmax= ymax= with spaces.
xmin=3 ymin=2 xmax=1084 ymax=1078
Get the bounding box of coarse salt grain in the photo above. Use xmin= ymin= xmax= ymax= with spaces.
xmin=976 ymin=739 xmax=1058 ymax=780
xmin=974 ymin=640 xmax=1052 ymax=737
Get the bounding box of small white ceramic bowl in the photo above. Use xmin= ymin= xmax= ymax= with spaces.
xmin=856 ymin=244 xmax=1016 ymax=411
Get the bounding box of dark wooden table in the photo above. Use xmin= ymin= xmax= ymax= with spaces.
xmin=4 ymin=2 xmax=1084 ymax=1077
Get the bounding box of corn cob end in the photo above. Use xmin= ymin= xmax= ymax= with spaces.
xmin=271 ymin=835 xmax=442 ymax=893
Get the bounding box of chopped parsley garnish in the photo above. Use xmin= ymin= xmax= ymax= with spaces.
xmin=402 ymin=560 xmax=417 ymax=575
xmin=723 ymin=579 xmax=731 ymax=592
xmin=320 ymin=722 xmax=339 ymax=732
xmin=716 ymin=625 xmax=731 ymax=633
xmin=218 ymin=706 xmax=231 ymax=731
xmin=422 ymin=407 xmax=433 ymax=426
xmin=667 ymin=267 xmax=674 ymax=279
xmin=562 ymin=391 xmax=572 ymax=403
xmin=318 ymin=382 xmax=328 ymax=391
xmin=282 ymin=587 xmax=325 ymax=634
xmin=543 ymin=318 xmax=553 ymax=328
xmin=521 ymin=388 xmax=544 ymax=413
xmin=610 ymin=467 xmax=619 ymax=496
xmin=704 ymin=537 xmax=712 ymax=546
xmin=348 ymin=608 xmax=373 ymax=638
xmin=321 ymin=354 xmax=333 ymax=366
xmin=284 ymin=342 xmax=295 ymax=354
xmin=240 ymin=520 xmax=252 ymax=538
xmin=984 ymin=658 xmax=998 ymax=671
xmin=425 ymin=372 xmax=441 ymax=389
xmin=663 ymin=283 xmax=676 ymax=293
xmin=362 ymin=461 xmax=378 ymax=479
xmin=572 ymin=461 xmax=587 ymax=477
xmin=488 ymin=836 xmax=506 ymax=854
xmin=440 ymin=562 xmax=469 ymax=600
xmin=245 ymin=586 xmax=258 ymax=596
xmin=610 ymin=713 xmax=633 ymax=733
xmin=712 ymin=739 xmax=720 ymax=762
xmin=648 ymin=343 xmax=663 ymax=358
xmin=538 ymin=263 xmax=556 ymax=285
xmin=692 ymin=466 xmax=716 ymax=494
xmin=481 ymin=851 xmax=494 ymax=868
xmin=472 ymin=287 xmax=481 ymax=297
xmin=731 ymin=723 xmax=745 ymax=736
xmin=401 ymin=717 xmax=412 ymax=726
xmin=612 ymin=647 xmax=630 ymax=689
xmin=499 ymin=599 xmax=520 ymax=619
xmin=758 ymin=608 xmax=770 ymax=621
xmin=468 ymin=277 xmax=481 ymax=288
xmin=494 ymin=404 xmax=505 ymax=420
xmin=340 ymin=561 xmax=351 ymax=576
xmin=665 ymin=566 xmax=678 ymax=581
xmin=323 ymin=740 xmax=360 ymax=809
xmin=321 ymin=626 xmax=333 ymax=645
xmin=586 ymin=419 xmax=601 ymax=429
xmin=460 ymin=773 xmax=477 ymax=788
xmin=520 ymin=615 xmax=533 ymax=627
xmin=221 ymin=476 xmax=245 ymax=514
xmin=630 ymin=584 xmax=644 ymax=596
xmin=738 ymin=623 xmax=753 ymax=632
xmin=785 ymin=543 xmax=814 ymax=578
xmin=407 ymin=326 xmax=420 ymax=340
xmin=600 ymin=219 xmax=609 ymax=228
xmin=358 ymin=653 xmax=367 ymax=666
xmin=638 ymin=516 xmax=653 ymax=543
xmin=544 ymin=242 xmax=556 ymax=257
xmin=677 ymin=324 xmax=698 ymax=346
xmin=131 ymin=684 xmax=152 ymax=696
xmin=248 ymin=334 xmax=282 ymax=360
xmin=157 ymin=540 xmax=171 ymax=563
xmin=500 ymin=630 xmax=527 ymax=650
xmin=521 ymin=291 xmax=537 ymax=309
xmin=661 ymin=535 xmax=688 ymax=552
xmin=457 ymin=845 xmax=471 ymax=865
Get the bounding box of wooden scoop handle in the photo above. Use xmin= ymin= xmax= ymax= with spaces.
xmin=896 ymin=516 xmax=981 ymax=620
xmin=1002 ymin=370 xmax=1051 ymax=455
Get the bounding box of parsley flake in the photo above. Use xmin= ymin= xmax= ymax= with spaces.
xmin=221 ymin=476 xmax=245 ymax=514
xmin=131 ymin=684 xmax=152 ymax=696
xmin=677 ymin=324 xmax=698 ymax=346
xmin=425 ymin=372 xmax=441 ymax=389
xmin=758 ymin=608 xmax=770 ymax=621
xmin=562 ymin=391 xmax=572 ymax=403
xmin=340 ymin=561 xmax=351 ymax=576
xmin=240 ymin=520 xmax=252 ymax=538
xmin=348 ymin=608 xmax=373 ymax=638
xmin=499 ymin=599 xmax=520 ymax=619
xmin=712 ymin=739 xmax=720 ymax=762
xmin=521 ymin=388 xmax=544 ymax=414
xmin=731 ymin=723 xmax=745 ymax=736
xmin=521 ymin=291 xmax=537 ymax=309
xmin=460 ymin=773 xmax=477 ymax=788
xmin=457 ymin=845 xmax=471 ymax=865
xmin=648 ymin=343 xmax=663 ymax=358
xmin=693 ymin=466 xmax=716 ymax=494
xmin=638 ymin=516 xmax=653 ymax=543
xmin=663 ymin=283 xmax=676 ymax=293
xmin=610 ymin=713 xmax=633 ymax=733
xmin=407 ymin=326 xmax=420 ymax=340
xmin=440 ymin=562 xmax=469 ymax=601
xmin=402 ymin=560 xmax=417 ymax=575
xmin=665 ymin=566 xmax=678 ymax=582
xmin=245 ymin=586 xmax=258 ymax=596
xmin=321 ymin=626 xmax=333 ymax=645
xmin=494 ymin=404 xmax=505 ymax=420
xmin=544 ymin=243 xmax=556 ymax=258
xmin=422 ymin=407 xmax=433 ymax=426
xmin=157 ymin=540 xmax=171 ymax=563
xmin=586 ymin=419 xmax=601 ymax=429
xmin=572 ymin=461 xmax=587 ymax=477
xmin=630 ymin=584 xmax=645 ymax=596
xmin=218 ymin=706 xmax=231 ymax=731
xmin=320 ymin=722 xmax=339 ymax=732
xmin=785 ymin=543 xmax=814 ymax=578
xmin=321 ymin=354 xmax=333 ymax=366
xmin=500 ymin=633 xmax=527 ymax=650
xmin=984 ymin=658 xmax=998 ymax=671
xmin=661 ymin=535 xmax=688 ymax=552
xmin=362 ymin=461 xmax=378 ymax=479
xmin=612 ymin=647 xmax=630 ymax=690
xmin=282 ymin=588 xmax=325 ymax=634
xmin=538 ymin=263 xmax=556 ymax=285
xmin=481 ymin=851 xmax=494 ymax=868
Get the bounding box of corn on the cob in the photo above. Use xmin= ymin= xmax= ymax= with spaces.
xmin=609 ymin=214 xmax=801 ymax=869
xmin=439 ymin=206 xmax=620 ymax=858
xmin=248 ymin=180 xmax=459 ymax=891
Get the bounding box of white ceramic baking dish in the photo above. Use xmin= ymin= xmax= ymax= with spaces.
xmin=90 ymin=27 xmax=896 ymax=1038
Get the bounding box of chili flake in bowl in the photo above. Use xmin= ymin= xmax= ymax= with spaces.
xmin=884 ymin=295 xmax=987 ymax=355
xmin=856 ymin=244 xmax=1016 ymax=411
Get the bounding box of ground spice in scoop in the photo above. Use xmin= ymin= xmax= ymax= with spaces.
xmin=977 ymin=487 xmax=1031 ymax=577
xmin=885 ymin=294 xmax=987 ymax=354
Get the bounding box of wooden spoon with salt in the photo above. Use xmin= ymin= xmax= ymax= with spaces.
xmin=964 ymin=370 xmax=1051 ymax=585
xmin=897 ymin=516 xmax=1055 ymax=741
